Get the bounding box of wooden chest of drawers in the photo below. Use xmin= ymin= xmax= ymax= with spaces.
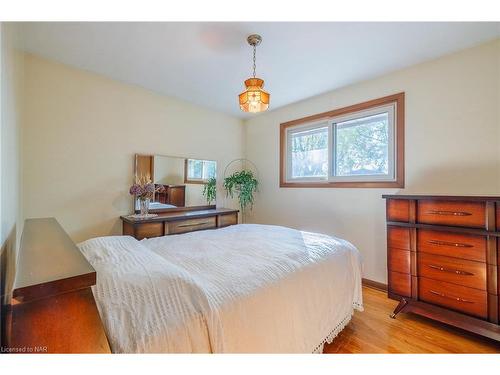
xmin=121 ymin=208 xmax=239 ymax=240
xmin=383 ymin=195 xmax=500 ymax=342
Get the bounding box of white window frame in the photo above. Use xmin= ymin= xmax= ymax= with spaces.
xmin=185 ymin=158 xmax=217 ymax=183
xmin=286 ymin=120 xmax=330 ymax=182
xmin=284 ymin=103 xmax=397 ymax=184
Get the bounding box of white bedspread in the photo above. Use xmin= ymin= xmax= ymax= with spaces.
xmin=79 ymin=224 xmax=363 ymax=353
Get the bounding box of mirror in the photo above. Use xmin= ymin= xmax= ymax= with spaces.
xmin=134 ymin=154 xmax=217 ymax=212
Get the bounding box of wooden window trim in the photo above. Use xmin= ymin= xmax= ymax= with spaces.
xmin=184 ymin=158 xmax=216 ymax=184
xmin=279 ymin=92 xmax=405 ymax=188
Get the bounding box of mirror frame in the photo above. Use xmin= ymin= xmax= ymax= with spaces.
xmin=133 ymin=153 xmax=216 ymax=214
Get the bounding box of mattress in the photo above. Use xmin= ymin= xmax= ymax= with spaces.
xmin=78 ymin=224 xmax=363 ymax=353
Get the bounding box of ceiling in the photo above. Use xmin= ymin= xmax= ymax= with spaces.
xmin=19 ymin=22 xmax=500 ymax=118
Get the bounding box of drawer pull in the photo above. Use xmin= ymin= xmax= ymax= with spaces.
xmin=427 ymin=264 xmax=474 ymax=276
xmin=429 ymin=289 xmax=474 ymax=303
xmin=426 ymin=210 xmax=472 ymax=217
xmin=427 ymin=239 xmax=473 ymax=248
xmin=177 ymin=221 xmax=211 ymax=228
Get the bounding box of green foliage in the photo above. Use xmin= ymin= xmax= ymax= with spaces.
xmin=336 ymin=121 xmax=388 ymax=176
xmin=291 ymin=130 xmax=327 ymax=152
xmin=202 ymin=177 xmax=217 ymax=204
xmin=291 ymin=129 xmax=328 ymax=177
xmin=223 ymin=170 xmax=258 ymax=212
xmin=290 ymin=120 xmax=389 ymax=177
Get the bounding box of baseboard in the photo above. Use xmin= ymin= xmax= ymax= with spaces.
xmin=362 ymin=278 xmax=388 ymax=291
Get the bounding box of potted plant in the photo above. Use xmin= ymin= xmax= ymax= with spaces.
xmin=202 ymin=177 xmax=217 ymax=205
xmin=129 ymin=176 xmax=163 ymax=216
xmin=223 ymin=170 xmax=258 ymax=212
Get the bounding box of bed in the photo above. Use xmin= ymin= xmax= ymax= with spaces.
xmin=149 ymin=202 xmax=177 ymax=209
xmin=136 ymin=201 xmax=177 ymax=210
xmin=78 ymin=223 xmax=363 ymax=353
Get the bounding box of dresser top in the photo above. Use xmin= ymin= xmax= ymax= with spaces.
xmin=382 ymin=194 xmax=500 ymax=201
xmin=121 ymin=207 xmax=239 ymax=224
xmin=13 ymin=218 xmax=96 ymax=303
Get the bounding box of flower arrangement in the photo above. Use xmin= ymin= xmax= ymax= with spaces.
xmin=129 ymin=175 xmax=165 ymax=216
xmin=129 ymin=175 xmax=159 ymax=201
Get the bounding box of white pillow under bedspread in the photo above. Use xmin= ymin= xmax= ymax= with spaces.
xmin=79 ymin=224 xmax=363 ymax=353
xmin=78 ymin=236 xmax=213 ymax=353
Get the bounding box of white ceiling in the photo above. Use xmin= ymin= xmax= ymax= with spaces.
xmin=19 ymin=22 xmax=500 ymax=118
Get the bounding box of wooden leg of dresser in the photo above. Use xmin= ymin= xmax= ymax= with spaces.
xmin=390 ymin=298 xmax=409 ymax=319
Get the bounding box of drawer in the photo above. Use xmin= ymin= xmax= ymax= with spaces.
xmin=418 ymin=252 xmax=486 ymax=291
xmin=419 ymin=277 xmax=487 ymax=319
xmin=388 ymin=248 xmax=411 ymax=274
xmin=386 ymin=199 xmax=409 ymax=222
xmin=417 ymin=229 xmax=486 ymax=263
xmin=417 ymin=200 xmax=486 ymax=228
xmin=218 ymin=213 xmax=238 ymax=228
xmin=388 ymin=271 xmax=411 ymax=297
xmin=387 ymin=226 xmax=410 ymax=251
xmin=134 ymin=222 xmax=163 ymax=240
xmin=166 ymin=216 xmax=216 ymax=235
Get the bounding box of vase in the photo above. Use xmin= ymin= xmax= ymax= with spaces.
xmin=139 ymin=198 xmax=150 ymax=217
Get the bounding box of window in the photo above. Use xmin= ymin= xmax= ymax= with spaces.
xmin=289 ymin=125 xmax=329 ymax=179
xmin=184 ymin=158 xmax=217 ymax=183
xmin=280 ymin=93 xmax=404 ymax=188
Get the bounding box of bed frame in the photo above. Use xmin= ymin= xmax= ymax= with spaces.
xmin=1 ymin=218 xmax=110 ymax=353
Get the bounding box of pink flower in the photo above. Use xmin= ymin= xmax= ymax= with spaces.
xmin=129 ymin=184 xmax=143 ymax=196
xmin=144 ymin=183 xmax=156 ymax=193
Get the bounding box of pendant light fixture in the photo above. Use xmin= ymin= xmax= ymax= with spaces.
xmin=238 ymin=34 xmax=270 ymax=113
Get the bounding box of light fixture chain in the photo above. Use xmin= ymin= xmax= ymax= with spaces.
xmin=252 ymin=44 xmax=256 ymax=78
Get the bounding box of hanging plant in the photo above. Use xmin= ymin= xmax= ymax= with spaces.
xmin=202 ymin=177 xmax=217 ymax=204
xmin=223 ymin=170 xmax=258 ymax=211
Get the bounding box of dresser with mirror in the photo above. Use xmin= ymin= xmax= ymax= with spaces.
xmin=122 ymin=153 xmax=238 ymax=240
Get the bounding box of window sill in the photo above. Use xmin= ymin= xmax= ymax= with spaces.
xmin=279 ymin=179 xmax=404 ymax=188
xmin=184 ymin=179 xmax=208 ymax=185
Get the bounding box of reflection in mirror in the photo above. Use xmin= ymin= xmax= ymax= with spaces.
xmin=134 ymin=154 xmax=217 ymax=212
xmin=185 ymin=159 xmax=217 ymax=183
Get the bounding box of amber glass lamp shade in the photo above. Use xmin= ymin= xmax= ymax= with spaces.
xmin=238 ymin=78 xmax=270 ymax=113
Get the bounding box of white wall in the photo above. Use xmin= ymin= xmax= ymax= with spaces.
xmin=0 ymin=22 xmax=24 ymax=318
xmin=244 ymin=39 xmax=500 ymax=283
xmin=1 ymin=23 xmax=23 ymax=252
xmin=22 ymin=54 xmax=244 ymax=243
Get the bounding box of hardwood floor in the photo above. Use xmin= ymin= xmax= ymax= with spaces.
xmin=324 ymin=286 xmax=500 ymax=353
